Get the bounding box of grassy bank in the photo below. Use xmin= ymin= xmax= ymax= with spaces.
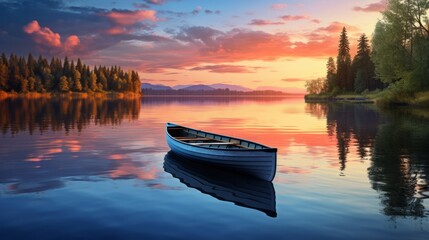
xmin=304 ymin=91 xmax=381 ymax=103
xmin=376 ymin=91 xmax=429 ymax=108
xmin=305 ymin=90 xmax=429 ymax=108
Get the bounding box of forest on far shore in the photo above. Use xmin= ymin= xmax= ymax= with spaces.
xmin=0 ymin=53 xmax=141 ymax=94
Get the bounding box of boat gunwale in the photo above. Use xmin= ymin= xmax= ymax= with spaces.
xmin=166 ymin=122 xmax=277 ymax=153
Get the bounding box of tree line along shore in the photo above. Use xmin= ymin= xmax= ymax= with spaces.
xmin=0 ymin=53 xmax=141 ymax=98
xmin=305 ymin=0 xmax=429 ymax=107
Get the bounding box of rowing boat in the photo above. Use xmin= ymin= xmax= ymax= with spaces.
xmin=164 ymin=152 xmax=277 ymax=217
xmin=165 ymin=122 xmax=277 ymax=181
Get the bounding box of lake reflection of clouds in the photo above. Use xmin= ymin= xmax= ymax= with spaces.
xmin=0 ymin=97 xmax=168 ymax=194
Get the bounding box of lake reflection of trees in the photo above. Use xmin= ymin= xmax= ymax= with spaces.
xmin=0 ymin=97 xmax=140 ymax=135
xmin=307 ymin=103 xmax=429 ymax=218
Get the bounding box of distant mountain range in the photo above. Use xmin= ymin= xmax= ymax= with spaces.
xmin=141 ymin=83 xmax=303 ymax=93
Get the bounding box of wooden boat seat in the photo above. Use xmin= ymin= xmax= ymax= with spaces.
xmin=189 ymin=142 xmax=247 ymax=148
xmin=190 ymin=142 xmax=234 ymax=145
xmin=176 ymin=137 xmax=210 ymax=141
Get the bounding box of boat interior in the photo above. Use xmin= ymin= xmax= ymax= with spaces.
xmin=168 ymin=126 xmax=266 ymax=150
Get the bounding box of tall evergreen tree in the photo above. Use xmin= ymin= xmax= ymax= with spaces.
xmin=353 ymin=34 xmax=373 ymax=93
xmin=336 ymin=27 xmax=352 ymax=91
xmin=326 ymin=57 xmax=337 ymax=92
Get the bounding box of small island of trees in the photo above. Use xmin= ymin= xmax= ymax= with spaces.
xmin=0 ymin=53 xmax=141 ymax=96
xmin=306 ymin=0 xmax=429 ymax=106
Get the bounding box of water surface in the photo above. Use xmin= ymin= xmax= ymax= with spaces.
xmin=0 ymin=96 xmax=428 ymax=239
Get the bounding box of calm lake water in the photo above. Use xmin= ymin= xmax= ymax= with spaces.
xmin=1 ymin=96 xmax=428 ymax=239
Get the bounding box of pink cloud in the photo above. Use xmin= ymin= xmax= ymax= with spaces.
xmin=280 ymin=15 xmax=309 ymax=21
xmin=23 ymin=20 xmax=80 ymax=52
xmin=23 ymin=20 xmax=61 ymax=47
xmin=249 ymin=19 xmax=284 ymax=26
xmin=272 ymin=3 xmax=287 ymax=10
xmin=105 ymin=26 xmax=130 ymax=35
xmin=315 ymin=21 xmax=360 ymax=34
xmin=353 ymin=0 xmax=387 ymax=12
xmin=105 ymin=9 xmax=157 ymax=25
xmin=64 ymin=35 xmax=80 ymax=51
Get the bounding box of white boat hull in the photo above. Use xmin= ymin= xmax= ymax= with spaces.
xmin=166 ymin=123 xmax=277 ymax=181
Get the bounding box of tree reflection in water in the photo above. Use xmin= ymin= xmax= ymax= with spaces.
xmin=307 ymin=103 xmax=429 ymax=219
xmin=0 ymin=96 xmax=140 ymax=135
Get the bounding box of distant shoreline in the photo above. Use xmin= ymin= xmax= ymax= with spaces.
xmin=0 ymin=91 xmax=141 ymax=99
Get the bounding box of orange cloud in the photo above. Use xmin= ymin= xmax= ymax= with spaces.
xmin=353 ymin=0 xmax=387 ymax=12
xmin=249 ymin=19 xmax=284 ymax=26
xmin=23 ymin=20 xmax=80 ymax=52
xmin=105 ymin=9 xmax=157 ymax=25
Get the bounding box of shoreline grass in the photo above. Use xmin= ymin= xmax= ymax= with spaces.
xmin=305 ymin=90 xmax=429 ymax=108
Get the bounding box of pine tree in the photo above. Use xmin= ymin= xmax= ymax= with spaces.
xmin=336 ymin=27 xmax=352 ymax=91
xmin=59 ymin=76 xmax=69 ymax=92
xmin=89 ymin=72 xmax=98 ymax=92
xmin=326 ymin=57 xmax=337 ymax=92
xmin=76 ymin=58 xmax=83 ymax=73
xmin=0 ymin=54 xmax=8 ymax=90
xmin=63 ymin=57 xmax=70 ymax=77
xmin=27 ymin=53 xmax=36 ymax=77
xmin=73 ymin=70 xmax=82 ymax=92
xmin=353 ymin=34 xmax=374 ymax=93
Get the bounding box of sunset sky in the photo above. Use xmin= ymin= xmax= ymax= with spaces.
xmin=0 ymin=0 xmax=386 ymax=92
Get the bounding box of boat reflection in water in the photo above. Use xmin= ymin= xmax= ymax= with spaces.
xmin=163 ymin=151 xmax=277 ymax=217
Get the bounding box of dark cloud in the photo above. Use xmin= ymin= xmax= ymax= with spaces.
xmin=205 ymin=10 xmax=221 ymax=14
xmin=159 ymin=7 xmax=221 ymax=18
xmin=133 ymin=3 xmax=150 ymax=9
xmin=175 ymin=26 xmax=222 ymax=46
